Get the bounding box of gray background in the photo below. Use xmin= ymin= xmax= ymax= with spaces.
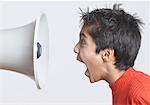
xmin=0 ymin=1 xmax=149 ymax=105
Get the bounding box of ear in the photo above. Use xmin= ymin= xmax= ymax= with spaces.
xmin=101 ymin=48 xmax=115 ymax=62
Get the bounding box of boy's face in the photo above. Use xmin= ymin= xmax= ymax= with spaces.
xmin=74 ymin=25 xmax=106 ymax=83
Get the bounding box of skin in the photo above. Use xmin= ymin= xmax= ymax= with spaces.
xmin=74 ymin=25 xmax=125 ymax=84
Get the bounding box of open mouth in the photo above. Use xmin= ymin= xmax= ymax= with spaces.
xmin=85 ymin=69 xmax=90 ymax=77
xmin=77 ymin=56 xmax=84 ymax=63
xmin=76 ymin=56 xmax=90 ymax=78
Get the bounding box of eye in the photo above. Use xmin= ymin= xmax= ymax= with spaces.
xmin=80 ymin=38 xmax=86 ymax=46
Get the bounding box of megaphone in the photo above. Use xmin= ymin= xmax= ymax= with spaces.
xmin=0 ymin=13 xmax=49 ymax=89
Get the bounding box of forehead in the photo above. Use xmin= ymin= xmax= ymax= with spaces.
xmin=80 ymin=25 xmax=93 ymax=38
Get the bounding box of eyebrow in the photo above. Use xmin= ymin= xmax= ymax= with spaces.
xmin=80 ymin=33 xmax=87 ymax=39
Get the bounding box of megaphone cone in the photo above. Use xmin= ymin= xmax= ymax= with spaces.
xmin=0 ymin=13 xmax=49 ymax=89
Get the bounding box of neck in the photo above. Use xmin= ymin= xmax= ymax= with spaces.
xmin=104 ymin=66 xmax=126 ymax=84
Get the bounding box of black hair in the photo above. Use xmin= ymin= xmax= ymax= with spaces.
xmin=80 ymin=4 xmax=143 ymax=70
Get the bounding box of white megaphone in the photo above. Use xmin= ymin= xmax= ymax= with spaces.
xmin=0 ymin=13 xmax=49 ymax=89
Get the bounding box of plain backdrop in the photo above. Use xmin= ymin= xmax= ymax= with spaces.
xmin=0 ymin=1 xmax=149 ymax=105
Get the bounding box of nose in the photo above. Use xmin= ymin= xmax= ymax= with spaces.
xmin=74 ymin=43 xmax=79 ymax=54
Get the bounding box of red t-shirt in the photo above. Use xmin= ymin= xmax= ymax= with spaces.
xmin=109 ymin=67 xmax=150 ymax=105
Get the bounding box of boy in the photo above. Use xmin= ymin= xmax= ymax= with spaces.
xmin=74 ymin=4 xmax=150 ymax=105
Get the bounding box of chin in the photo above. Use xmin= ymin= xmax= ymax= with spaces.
xmin=89 ymin=79 xmax=96 ymax=83
xmin=89 ymin=78 xmax=100 ymax=83
xmin=90 ymin=81 xmax=95 ymax=83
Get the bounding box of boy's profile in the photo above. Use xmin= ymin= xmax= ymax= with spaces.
xmin=74 ymin=4 xmax=150 ymax=104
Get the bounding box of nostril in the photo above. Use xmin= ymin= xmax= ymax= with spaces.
xmin=74 ymin=43 xmax=79 ymax=54
xmin=74 ymin=46 xmax=78 ymax=54
xmin=74 ymin=47 xmax=77 ymax=53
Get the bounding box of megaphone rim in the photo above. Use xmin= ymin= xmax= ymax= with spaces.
xmin=33 ymin=13 xmax=48 ymax=89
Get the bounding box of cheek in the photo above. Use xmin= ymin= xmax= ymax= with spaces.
xmin=80 ymin=49 xmax=96 ymax=64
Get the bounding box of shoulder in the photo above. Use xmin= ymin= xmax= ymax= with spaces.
xmin=129 ymin=70 xmax=150 ymax=94
xmin=129 ymin=89 xmax=150 ymax=105
xmin=128 ymin=71 xmax=150 ymax=104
